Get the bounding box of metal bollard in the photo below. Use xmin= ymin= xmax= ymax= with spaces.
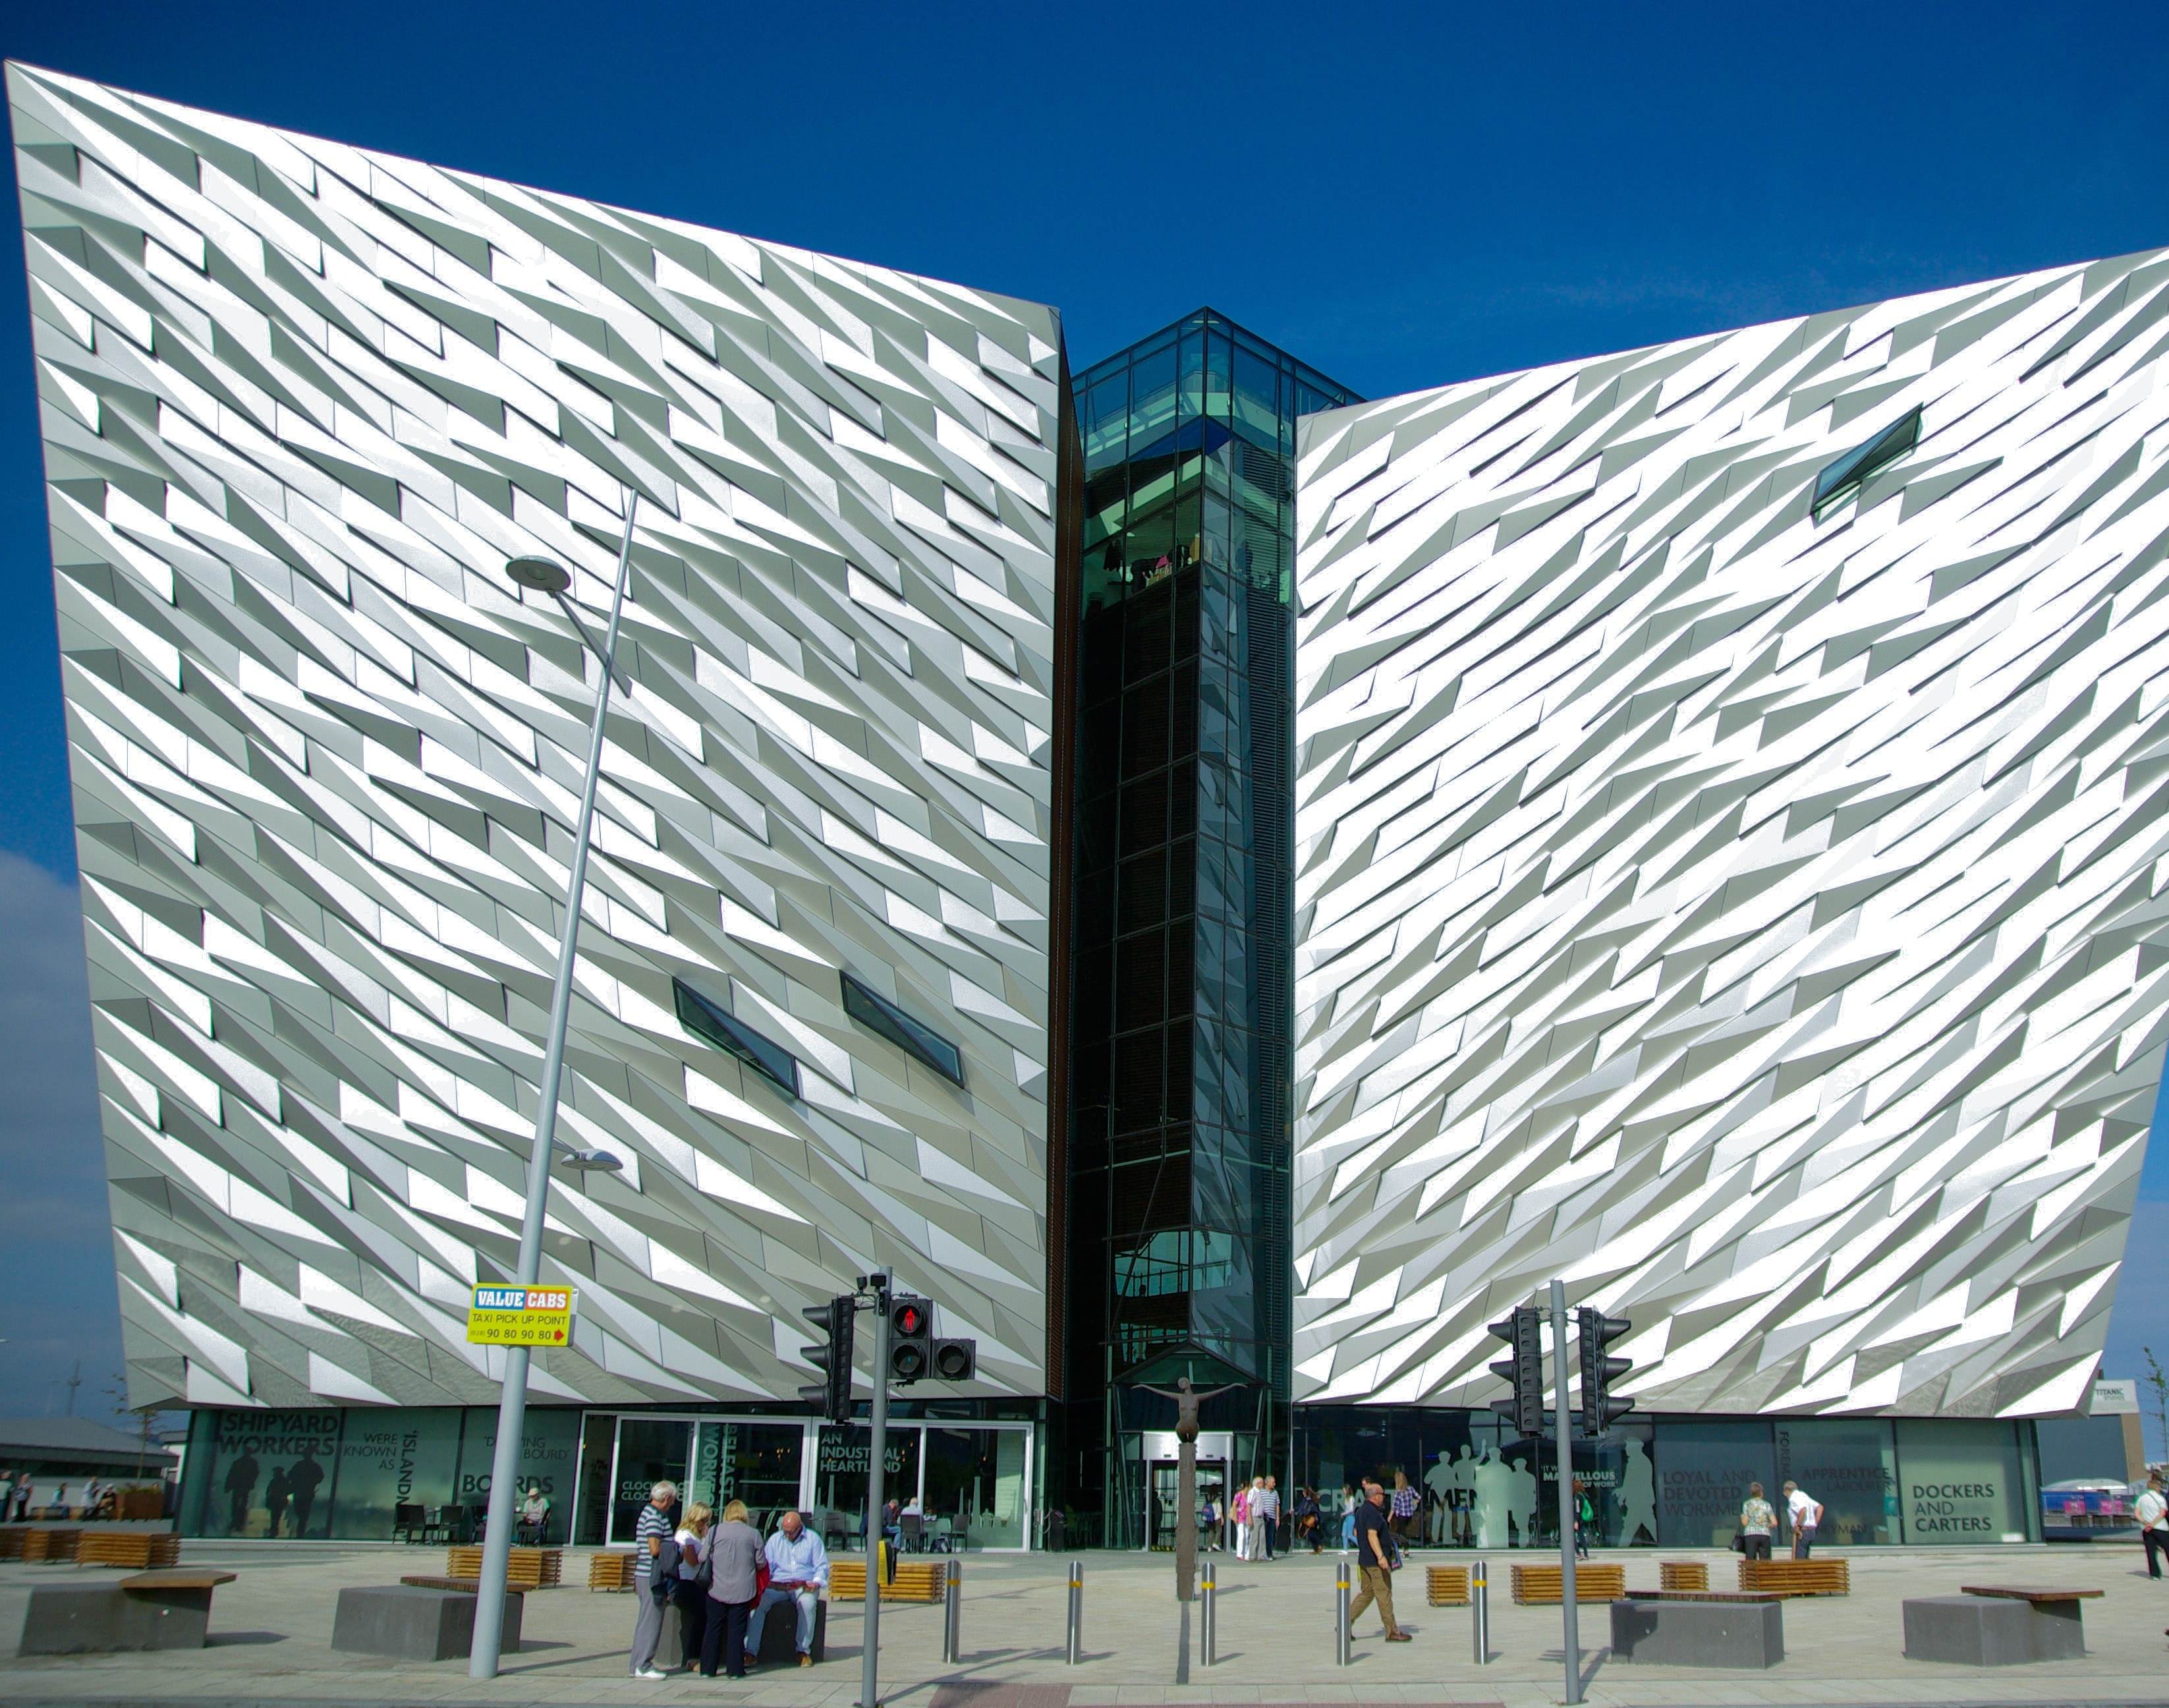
xmin=942 ymin=1556 xmax=961 ymax=1663
xmin=1471 ymin=1556 xmax=1488 ymax=1664
xmin=1334 ymin=1558 xmax=1351 ymax=1666
xmin=1065 ymin=1558 xmax=1083 ymax=1664
xmin=1200 ymin=1557 xmax=1216 ymax=1666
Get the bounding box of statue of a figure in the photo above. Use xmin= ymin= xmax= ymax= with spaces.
xmin=1139 ymin=1377 xmax=1237 ymax=1605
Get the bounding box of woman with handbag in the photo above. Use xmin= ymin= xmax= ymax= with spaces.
xmin=673 ymin=1502 xmax=713 ymax=1671
xmin=1738 ymin=1483 xmax=1775 ymax=1562
xmin=700 ymin=1499 xmax=764 ymax=1678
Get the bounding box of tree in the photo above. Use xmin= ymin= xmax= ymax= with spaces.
xmin=2143 ymin=1348 xmax=2169 ymax=1470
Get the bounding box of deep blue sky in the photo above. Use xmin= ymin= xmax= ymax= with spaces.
xmin=3 ymin=0 xmax=2168 ymax=1431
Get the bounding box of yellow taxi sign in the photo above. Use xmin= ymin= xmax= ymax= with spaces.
xmin=467 ymin=1284 xmax=577 ymax=1346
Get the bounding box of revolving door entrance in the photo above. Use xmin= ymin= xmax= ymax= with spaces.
xmin=1147 ymin=1458 xmax=1227 ymax=1551
xmin=1137 ymin=1429 xmax=1234 ymax=1552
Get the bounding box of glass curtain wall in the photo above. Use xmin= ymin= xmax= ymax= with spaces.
xmin=175 ymin=1406 xmax=582 ymax=1541
xmin=1291 ymin=1408 xmax=2043 ymax=1547
xmin=1067 ymin=310 xmax=1355 ymax=1544
xmin=813 ymin=1423 xmax=1030 ymax=1551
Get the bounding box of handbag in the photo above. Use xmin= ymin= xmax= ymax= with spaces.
xmin=1729 ymin=1529 xmax=1746 ymax=1553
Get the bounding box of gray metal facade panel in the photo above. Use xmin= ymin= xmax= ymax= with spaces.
xmin=1291 ymin=253 xmax=2169 ymax=1419
xmin=9 ymin=65 xmax=1059 ymax=1409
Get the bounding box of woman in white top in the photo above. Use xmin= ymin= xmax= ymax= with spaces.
xmin=673 ymin=1502 xmax=713 ymax=1672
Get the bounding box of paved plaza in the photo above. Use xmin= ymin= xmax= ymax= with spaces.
xmin=4 ymin=1543 xmax=2169 ymax=1707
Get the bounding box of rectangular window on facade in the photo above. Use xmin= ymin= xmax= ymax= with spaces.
xmin=840 ymin=972 xmax=965 ymax=1086
xmin=673 ymin=977 xmax=799 ymax=1098
xmin=334 ymin=1408 xmax=463 ymax=1541
xmin=1775 ymin=1417 xmax=1898 ymax=1547
xmin=1893 ymin=1419 xmax=2031 ymax=1544
xmin=1652 ymin=1417 xmax=1778 ymax=1549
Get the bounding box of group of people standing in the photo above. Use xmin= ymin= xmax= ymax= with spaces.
xmin=626 ymin=1481 xmax=830 ymax=1680
xmin=1212 ymin=1475 xmax=1284 ymax=1558
xmin=1737 ymin=1480 xmax=1824 ymax=1558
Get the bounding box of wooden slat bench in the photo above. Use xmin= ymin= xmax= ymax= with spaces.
xmin=830 ymin=1558 xmax=942 ymax=1603
xmin=1961 ymin=1584 xmax=2104 ymax=1604
xmin=445 ymin=1545 xmax=561 ymax=1588
xmin=1512 ymin=1563 xmax=1625 ymax=1604
xmin=1425 ymin=1565 xmax=1469 ymax=1605
xmin=23 ymin=1528 xmax=82 ymax=1562
xmin=588 ymin=1551 xmax=638 ymax=1591
xmin=1658 ymin=1560 xmax=1708 ymax=1591
xmin=1740 ymin=1558 xmax=1849 ymax=1596
xmin=1622 ymin=1587 xmax=1780 ymax=1602
xmin=0 ymin=1529 xmax=25 ymax=1560
xmin=76 ymin=1533 xmax=181 ymax=1569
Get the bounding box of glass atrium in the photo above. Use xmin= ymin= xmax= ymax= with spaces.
xmin=1061 ymin=310 xmax=1356 ymax=1545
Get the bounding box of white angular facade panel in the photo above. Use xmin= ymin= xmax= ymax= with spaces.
xmin=1291 ymin=252 xmax=2169 ymax=1419
xmin=9 ymin=65 xmax=1063 ymax=1409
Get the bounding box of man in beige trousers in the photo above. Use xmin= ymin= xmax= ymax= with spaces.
xmin=1346 ymin=1480 xmax=1411 ymax=1642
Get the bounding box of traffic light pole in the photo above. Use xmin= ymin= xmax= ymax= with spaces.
xmin=860 ymin=1287 xmax=891 ymax=1708
xmin=1552 ymin=1278 xmax=1580 ymax=1705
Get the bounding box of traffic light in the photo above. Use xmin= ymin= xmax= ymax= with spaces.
xmin=1577 ymin=1307 xmax=1634 ymax=1435
xmin=930 ymin=1338 xmax=976 ymax=1382
xmin=799 ymin=1294 xmax=856 ymax=1422
xmin=1488 ymin=1305 xmax=1545 ymax=1436
xmin=888 ymin=1295 xmax=933 ymax=1382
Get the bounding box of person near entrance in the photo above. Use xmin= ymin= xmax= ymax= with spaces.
xmin=1259 ymin=1475 xmax=1282 ymax=1559
xmin=746 ymin=1508 xmax=830 ymax=1666
xmin=2138 ymin=1474 xmax=2168 ymax=1578
xmin=1782 ymin=1481 xmax=1823 ymax=1558
xmin=629 ymin=1481 xmax=679 ymax=1679
xmin=1347 ymin=1480 xmax=1410 ymax=1643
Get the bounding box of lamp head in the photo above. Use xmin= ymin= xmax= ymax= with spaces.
xmin=506 ymin=556 xmax=572 ymax=594
xmin=553 ymin=1147 xmax=623 ymax=1174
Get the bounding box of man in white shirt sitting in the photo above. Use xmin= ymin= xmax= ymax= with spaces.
xmin=1781 ymin=1481 xmax=1823 ymax=1559
xmin=746 ymin=1510 xmax=830 ymax=1667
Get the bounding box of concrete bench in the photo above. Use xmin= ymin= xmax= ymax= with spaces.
xmin=331 ymin=1584 xmax=523 ymax=1661
xmin=754 ymin=1595 xmax=828 ymax=1665
xmin=20 ymin=1569 xmax=236 ymax=1653
xmin=1903 ymin=1591 xmax=2088 ymax=1665
xmin=1610 ymin=1595 xmax=1784 ymax=1668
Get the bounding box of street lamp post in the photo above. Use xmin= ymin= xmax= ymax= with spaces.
xmin=468 ymin=490 xmax=640 ymax=1680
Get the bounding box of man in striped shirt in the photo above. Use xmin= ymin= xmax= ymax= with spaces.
xmin=630 ymin=1481 xmax=680 ymax=1678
